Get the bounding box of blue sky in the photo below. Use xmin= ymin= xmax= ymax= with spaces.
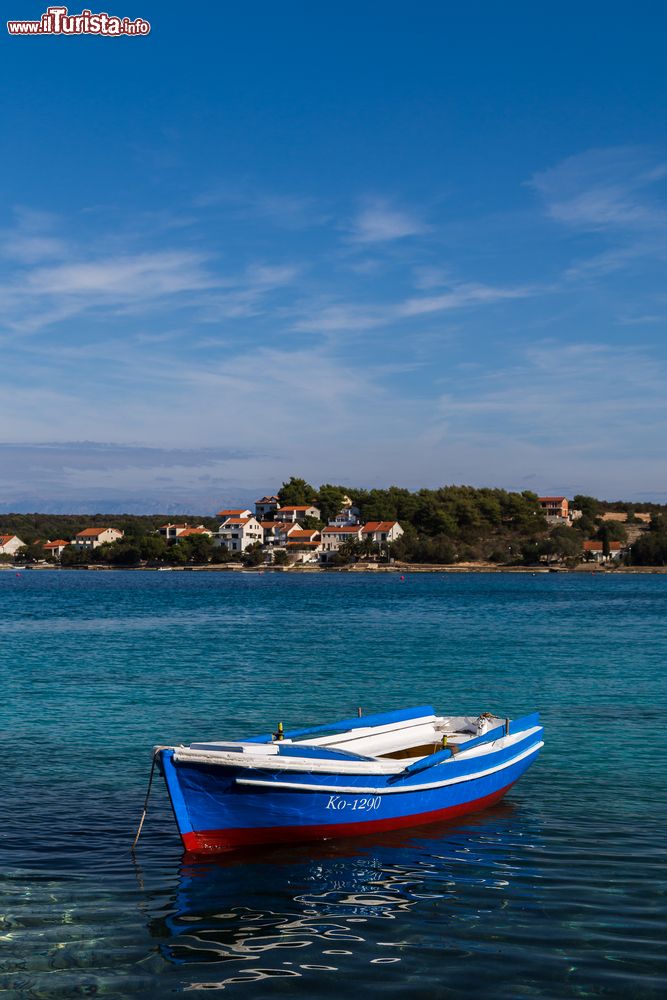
xmin=2 ymin=2 xmax=667 ymax=511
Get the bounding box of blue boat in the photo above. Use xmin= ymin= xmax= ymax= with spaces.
xmin=157 ymin=706 xmax=543 ymax=853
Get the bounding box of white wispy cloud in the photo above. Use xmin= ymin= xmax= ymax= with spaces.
xmin=531 ymin=146 xmax=667 ymax=230
xmin=530 ymin=146 xmax=667 ymax=295
xmin=197 ymin=263 xmax=301 ymax=321
xmin=347 ymin=199 xmax=429 ymax=243
xmin=26 ymin=251 xmax=214 ymax=298
xmin=292 ymin=281 xmax=533 ymax=332
xmin=0 ymin=215 xmax=302 ymax=335
xmin=432 ymin=341 xmax=667 ymax=450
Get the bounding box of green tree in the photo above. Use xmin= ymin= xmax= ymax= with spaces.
xmin=108 ymin=543 xmax=142 ymax=566
xmin=596 ymin=521 xmax=627 ymax=543
xmin=545 ymin=525 xmax=582 ymax=563
xmin=573 ymin=495 xmax=600 ymax=518
xmin=211 ymin=545 xmax=235 ymax=564
xmin=300 ymin=515 xmax=323 ymax=530
xmin=15 ymin=541 xmax=47 ymax=563
xmin=180 ymin=535 xmax=214 ymax=564
xmin=316 ymin=484 xmax=348 ymax=524
xmin=60 ymin=546 xmax=89 ymax=566
xmin=278 ymin=477 xmax=317 ymax=506
xmin=330 ymin=539 xmax=362 ymax=565
xmin=241 ymin=542 xmax=265 ymax=567
xmin=139 ymin=536 xmax=169 ymax=563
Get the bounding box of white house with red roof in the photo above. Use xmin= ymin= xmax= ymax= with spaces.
xmin=0 ymin=533 xmax=25 ymax=556
xmin=43 ymin=539 xmax=69 ymax=559
xmin=158 ymin=523 xmax=212 ymax=542
xmin=274 ymin=504 xmax=321 ymax=523
xmin=174 ymin=526 xmax=213 ymax=540
xmin=216 ymin=516 xmax=264 ymax=553
xmin=582 ymin=540 xmax=625 ymax=563
xmin=259 ymin=520 xmax=302 ymax=546
xmin=361 ymin=521 xmax=404 ymax=544
xmin=320 ymin=524 xmax=364 ymax=557
xmin=285 ymin=529 xmax=322 ymax=563
xmin=73 ymin=527 xmax=123 ymax=550
xmin=216 ymin=508 xmax=253 ymax=520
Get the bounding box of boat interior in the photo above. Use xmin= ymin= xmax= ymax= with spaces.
xmin=181 ymin=711 xmax=508 ymax=768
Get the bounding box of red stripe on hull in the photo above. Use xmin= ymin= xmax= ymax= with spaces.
xmin=181 ymin=781 xmax=515 ymax=853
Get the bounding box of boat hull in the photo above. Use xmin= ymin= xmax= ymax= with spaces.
xmin=159 ymin=733 xmax=541 ymax=853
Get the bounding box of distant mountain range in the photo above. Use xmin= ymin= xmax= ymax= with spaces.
xmin=0 ymin=495 xmax=253 ymax=516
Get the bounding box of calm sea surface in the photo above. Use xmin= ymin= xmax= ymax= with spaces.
xmin=1 ymin=570 xmax=666 ymax=998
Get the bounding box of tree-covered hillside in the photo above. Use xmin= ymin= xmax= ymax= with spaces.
xmin=279 ymin=478 xmax=547 ymax=562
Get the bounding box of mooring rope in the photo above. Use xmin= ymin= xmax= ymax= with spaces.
xmin=131 ymin=746 xmax=172 ymax=852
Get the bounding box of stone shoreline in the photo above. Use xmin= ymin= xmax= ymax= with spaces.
xmin=3 ymin=562 xmax=667 ymax=574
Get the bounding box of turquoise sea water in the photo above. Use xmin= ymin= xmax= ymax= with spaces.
xmin=1 ymin=569 xmax=666 ymax=998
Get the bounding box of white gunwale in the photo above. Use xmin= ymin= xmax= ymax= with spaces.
xmin=233 ymin=741 xmax=544 ymax=795
xmin=172 ymin=724 xmax=542 ymax=776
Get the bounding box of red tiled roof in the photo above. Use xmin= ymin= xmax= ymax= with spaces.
xmin=0 ymin=534 xmax=18 ymax=544
xmin=260 ymin=520 xmax=284 ymax=529
xmin=279 ymin=505 xmax=318 ymax=512
xmin=177 ymin=527 xmax=211 ymax=537
xmin=44 ymin=539 xmax=69 ymax=548
xmin=256 ymin=496 xmax=280 ymax=503
xmin=322 ymin=525 xmax=361 ymax=534
xmin=75 ymin=527 xmax=118 ymax=538
xmin=286 ymin=540 xmax=321 ymax=547
xmin=220 ymin=517 xmax=252 ymax=526
xmin=217 ymin=508 xmax=251 ymax=516
xmin=538 ymin=497 xmax=566 ymax=503
xmin=288 ymin=529 xmax=320 ymax=539
xmin=583 ymin=540 xmax=622 ymax=551
xmin=362 ymin=521 xmax=399 ymax=533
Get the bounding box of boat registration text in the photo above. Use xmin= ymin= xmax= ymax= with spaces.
xmin=326 ymin=795 xmax=381 ymax=811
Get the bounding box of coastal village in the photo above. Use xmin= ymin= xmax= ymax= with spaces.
xmin=0 ymin=493 xmax=404 ymax=566
xmin=0 ymin=493 xmax=657 ymax=568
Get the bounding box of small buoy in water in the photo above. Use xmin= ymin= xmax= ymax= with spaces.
xmin=400 ymin=575 xmax=405 ymax=581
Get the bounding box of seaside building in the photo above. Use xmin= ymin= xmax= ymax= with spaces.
xmin=537 ymin=497 xmax=582 ymax=525
xmin=361 ymin=521 xmax=404 ymax=544
xmin=285 ymin=529 xmax=322 ymax=563
xmin=157 ymin=523 xmax=212 ymax=541
xmin=43 ymin=539 xmax=69 ymax=559
xmin=0 ymin=533 xmax=25 ymax=556
xmin=216 ymin=508 xmax=253 ymax=520
xmin=174 ymin=526 xmax=213 ymax=540
xmin=73 ymin=527 xmax=123 ymax=550
xmin=320 ymin=525 xmax=364 ymax=559
xmin=255 ymin=496 xmax=281 ymax=519
xmin=538 ymin=496 xmax=569 ymax=520
xmin=330 ymin=507 xmax=361 ymax=526
xmin=274 ymin=504 xmax=321 ymax=523
xmin=259 ymin=520 xmax=301 ymax=546
xmin=582 ymin=540 xmax=624 ymax=563
xmin=216 ymin=516 xmax=264 ymax=553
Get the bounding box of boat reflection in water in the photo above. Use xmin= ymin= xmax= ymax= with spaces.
xmin=153 ymin=802 xmax=542 ymax=990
